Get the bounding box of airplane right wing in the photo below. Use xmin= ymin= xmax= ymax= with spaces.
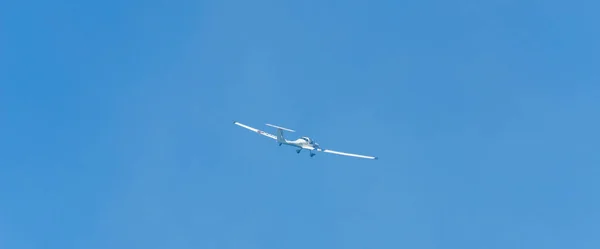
xmin=317 ymin=148 xmax=378 ymax=160
xmin=233 ymin=121 xmax=277 ymax=140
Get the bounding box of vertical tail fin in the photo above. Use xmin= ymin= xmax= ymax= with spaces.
xmin=276 ymin=129 xmax=287 ymax=143
xmin=265 ymin=123 xmax=294 ymax=144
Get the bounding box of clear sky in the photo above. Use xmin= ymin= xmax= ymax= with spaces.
xmin=1 ymin=0 xmax=599 ymax=248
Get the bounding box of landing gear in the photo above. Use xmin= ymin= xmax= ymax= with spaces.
xmin=295 ymin=148 xmax=315 ymax=157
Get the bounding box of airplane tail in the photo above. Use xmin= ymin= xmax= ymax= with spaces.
xmin=266 ymin=123 xmax=294 ymax=144
xmin=265 ymin=123 xmax=295 ymax=132
xmin=275 ymin=129 xmax=286 ymax=143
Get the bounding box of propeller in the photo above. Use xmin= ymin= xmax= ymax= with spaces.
xmin=312 ymin=140 xmax=321 ymax=149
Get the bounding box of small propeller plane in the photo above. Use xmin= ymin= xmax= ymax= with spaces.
xmin=233 ymin=121 xmax=378 ymax=160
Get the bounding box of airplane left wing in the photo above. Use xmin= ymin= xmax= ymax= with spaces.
xmin=233 ymin=121 xmax=277 ymax=140
xmin=317 ymin=148 xmax=378 ymax=160
xmin=301 ymin=143 xmax=377 ymax=160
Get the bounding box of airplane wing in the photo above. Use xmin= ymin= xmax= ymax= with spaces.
xmin=233 ymin=121 xmax=277 ymax=140
xmin=317 ymin=148 xmax=378 ymax=160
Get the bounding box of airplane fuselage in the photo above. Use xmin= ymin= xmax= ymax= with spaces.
xmin=280 ymin=136 xmax=317 ymax=147
xmin=278 ymin=137 xmax=319 ymax=156
xmin=281 ymin=139 xmax=309 ymax=148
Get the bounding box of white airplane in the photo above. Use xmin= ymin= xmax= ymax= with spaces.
xmin=233 ymin=121 xmax=378 ymax=160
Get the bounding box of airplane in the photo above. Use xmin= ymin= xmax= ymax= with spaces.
xmin=233 ymin=121 xmax=378 ymax=160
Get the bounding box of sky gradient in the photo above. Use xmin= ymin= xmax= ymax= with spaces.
xmin=2 ymin=0 xmax=599 ymax=248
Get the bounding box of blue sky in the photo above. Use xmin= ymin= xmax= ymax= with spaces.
xmin=1 ymin=0 xmax=599 ymax=248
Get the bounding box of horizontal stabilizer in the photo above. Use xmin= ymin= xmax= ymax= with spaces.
xmin=266 ymin=123 xmax=295 ymax=132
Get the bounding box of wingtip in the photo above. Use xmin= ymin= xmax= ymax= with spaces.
xmin=374 ymin=157 xmax=379 ymax=160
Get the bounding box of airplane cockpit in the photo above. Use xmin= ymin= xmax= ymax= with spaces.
xmin=300 ymin=137 xmax=311 ymax=143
